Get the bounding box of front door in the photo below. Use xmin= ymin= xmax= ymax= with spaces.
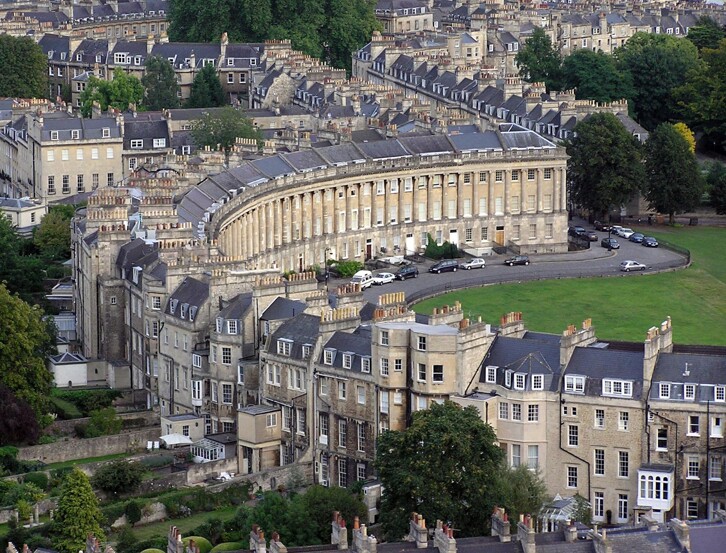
xmin=495 ymin=225 xmax=505 ymax=245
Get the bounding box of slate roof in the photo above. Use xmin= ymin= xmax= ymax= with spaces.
xmin=650 ymin=352 xmax=726 ymax=401
xmin=268 ymin=313 xmax=321 ymax=360
xmin=116 ymin=238 xmax=156 ymax=271
xmin=480 ymin=335 xmax=561 ymax=391
xmin=260 ymin=297 xmax=307 ymax=321
xmin=123 ymin=115 xmax=170 ymax=149
xmin=39 ymin=114 xmax=121 ymax=142
xmin=164 ymin=276 xmax=209 ymax=321
xmin=319 ymin=330 xmax=372 ymax=373
xmin=217 ymin=293 xmax=253 ymax=321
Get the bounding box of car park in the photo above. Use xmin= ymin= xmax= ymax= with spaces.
xmin=584 ymin=230 xmax=598 ymax=241
xmin=395 ymin=265 xmax=419 ymax=280
xmin=620 ymin=260 xmax=647 ymax=272
xmin=459 ymin=258 xmax=486 ymax=270
xmin=372 ymin=272 xmax=395 ymax=285
xmin=429 ymin=259 xmax=459 ymax=273
xmin=629 ymin=233 xmax=645 ymax=243
xmin=642 ymin=236 xmax=659 ymax=248
xmin=594 ymin=221 xmax=612 ymax=232
xmin=617 ymin=227 xmax=635 ymax=239
xmin=504 ymin=255 xmax=530 ymax=266
xmin=601 ymin=237 xmax=620 ymax=249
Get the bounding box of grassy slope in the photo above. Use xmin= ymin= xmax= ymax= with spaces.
xmin=127 ymin=506 xmax=238 ymax=541
xmin=414 ymin=226 xmax=726 ymax=345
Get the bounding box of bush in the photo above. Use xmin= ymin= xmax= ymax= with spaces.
xmin=24 ymin=472 xmax=49 ymax=491
xmin=210 ymin=542 xmax=246 ymax=553
xmin=83 ymin=407 xmax=122 ymax=438
xmin=124 ymin=500 xmax=142 ymax=526
xmin=183 ymin=537 xmax=213 ymax=553
xmin=37 ymin=435 xmax=57 ymax=444
xmin=424 ymin=233 xmax=460 ymax=260
xmin=52 ymin=389 xmax=123 ymax=417
xmin=114 ymin=526 xmax=138 ymax=553
xmin=101 ymin=502 xmax=127 ymax=526
xmin=332 ymin=260 xmax=363 ymax=277
xmin=92 ymin=460 xmax=144 ymax=496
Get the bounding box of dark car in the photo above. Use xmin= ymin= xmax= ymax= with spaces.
xmin=601 ymin=237 xmax=620 ymax=249
xmin=584 ymin=230 xmax=598 ymax=241
xmin=594 ymin=221 xmax=612 ymax=232
xmin=629 ymin=233 xmax=645 ymax=243
xmin=429 ymin=259 xmax=459 ymax=274
xmin=504 ymin=255 xmax=530 ymax=266
xmin=642 ymin=236 xmax=659 ymax=248
xmin=395 ymin=265 xmax=419 ymax=280
xmin=568 ymin=226 xmax=586 ymax=238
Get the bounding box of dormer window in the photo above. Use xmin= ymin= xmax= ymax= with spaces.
xmin=603 ymin=379 xmax=632 ymax=398
xmin=50 ymin=131 xmax=59 ymax=141
xmin=716 ymin=386 xmax=725 ymax=402
xmin=227 ymin=58 xmax=234 ymax=66
xmin=132 ymin=266 xmax=141 ymax=284
xmin=134 ymin=56 xmax=142 ymax=65
xmin=71 ymin=130 xmax=80 ymax=139
xmin=660 ymin=383 xmax=671 ymax=399
xmin=189 ymin=306 xmax=197 ymax=321
xmin=61 ymin=52 xmax=67 ymax=60
xmin=277 ymin=339 xmax=292 ymax=356
xmin=102 ymin=128 xmax=110 ymax=138
xmin=96 ymin=54 xmax=102 ymax=63
xmin=302 ymin=344 xmax=311 ymax=359
xmin=215 ymin=318 xmax=223 ymax=333
xmin=227 ymin=320 xmax=238 ymax=334
xmin=565 ymin=375 xmax=585 ymax=393
xmin=684 ymin=384 xmax=696 ymax=401
xmin=505 ymin=370 xmax=512 ymax=388
xmin=342 ymin=353 xmax=352 ymax=369
xmin=485 ymin=366 xmax=497 ymax=384
xmin=180 ymin=303 xmax=188 ymax=319
xmin=361 ymin=357 xmax=371 ymax=373
xmin=514 ymin=373 xmax=526 ymax=390
xmin=532 ymin=374 xmax=544 ymax=390
xmin=170 ymin=298 xmax=178 ymax=314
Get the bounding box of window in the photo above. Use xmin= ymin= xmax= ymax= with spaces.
xmin=357 ymin=422 xmax=366 ymax=451
xmin=110 ymin=296 xmax=117 ymax=305
xmin=76 ymin=148 xmax=83 ymax=160
xmin=357 ymin=386 xmax=365 ymax=404
xmin=106 ymin=147 xmax=114 ymax=159
xmin=689 ymin=415 xmax=700 ymax=436
xmin=319 ymin=377 xmax=329 ymax=396
xmin=277 ymin=340 xmax=292 ymax=356
xmin=594 ymin=449 xmax=605 ymax=475
xmin=227 ymin=73 xmax=234 ymax=83
xmin=528 ymin=195 xmax=536 ymax=212
xmin=211 ymin=383 xmax=218 ymax=402
xmin=619 ymin=451 xmax=629 ymax=477
xmin=618 ymin=411 xmax=629 ymax=431
xmin=512 ymin=403 xmax=522 ymax=421
xmin=47 ymin=150 xmax=55 ymax=162
xmin=432 ymin=365 xmax=444 ymax=383
xmin=47 ymin=176 xmax=55 ymax=194
xmin=225 ymin=320 xmax=237 ymax=334
xmin=710 ymin=456 xmax=722 ymax=481
xmin=238 ymin=365 xmax=244 ymax=384
xmin=281 ymin=406 xmax=292 ymax=430
xmin=222 ymin=383 xmax=233 ymax=404
xmin=417 ymin=363 xmax=426 ymax=381
xmin=512 ymin=444 xmax=521 ymax=467
xmin=687 ymin=499 xmax=698 ymax=519
xmin=380 ymin=330 xmax=389 ymax=346
xmin=499 ymin=402 xmax=509 ymax=420
xmin=380 ymin=391 xmax=389 ymax=414
xmin=324 ymin=349 xmax=334 ymax=365
xmin=302 ymin=345 xmax=311 ymax=360
xmin=532 ymin=374 xmax=543 ymax=390
xmin=182 ymin=425 xmax=189 ymax=437
xmin=192 ymin=354 xmax=202 ymax=368
xmin=688 ymin=456 xmax=700 ymax=479
xmin=565 ymin=375 xmax=585 ymax=393
xmin=505 ymin=370 xmax=512 ymax=388
xmin=618 ymin=494 xmax=628 ymax=522
xmin=338 ymin=419 xmax=347 ymax=447
xmin=514 ymin=373 xmax=525 ymax=390
xmin=222 ymin=347 xmax=232 ymax=365
xmin=266 ymin=364 xmax=281 ymax=386
xmin=657 ymin=428 xmax=668 ymax=450
xmin=485 ymin=366 xmax=497 ymax=383
xmin=684 ymin=384 xmax=696 ymax=400
xmin=716 ymin=386 xmax=726 ymax=402
xmin=91 ymin=148 xmax=99 ymax=159
xmin=297 ymin=408 xmax=306 ymax=434
xmin=107 ymin=172 xmax=114 ymax=186
xmin=342 ymin=353 xmax=352 ymax=369
xmin=603 ymin=379 xmax=633 ymax=397
xmin=357 ymin=463 xmax=366 ymax=482
xmin=77 ymin=174 xmax=84 ymax=193
xmin=594 ymin=492 xmax=604 ymax=518
xmin=92 ymin=173 xmax=99 ymax=188
xmin=130 ymin=139 xmax=143 ymax=149
xmin=417 ymin=335 xmax=427 ymax=351
xmin=361 ymin=357 xmax=370 ymax=373
xmin=153 ymin=138 xmax=166 ymax=148
xmin=338 ymin=459 xmax=348 ymax=487
xmin=528 ymin=445 xmax=539 ymax=468
xmin=568 ymin=425 xmax=579 ymax=447
xmin=659 ymin=383 xmax=671 ymax=398
xmin=62 ymin=175 xmax=70 ymax=194
xmin=639 ymin=474 xmax=670 ymax=501
xmin=380 ymin=358 xmax=389 ymax=376
xmin=152 ymin=296 xmax=161 ymax=310
xmin=338 ymin=381 xmax=347 ymax=400
xmin=102 ymin=128 xmax=110 ymax=138
xmin=567 ymin=466 xmax=578 ymax=488
xmin=50 ymin=131 xmax=59 ymax=141
xmin=712 ymin=416 xmax=723 ymax=438
xmin=595 ymin=409 xmax=605 ymax=429
xmin=528 ymin=404 xmax=539 ymax=422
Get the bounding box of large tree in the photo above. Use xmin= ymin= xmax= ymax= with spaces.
xmin=0 ymin=216 xmax=45 ymax=302
xmin=705 ymin=162 xmax=726 ymax=215
xmin=191 ymin=106 xmax=261 ymax=164
xmin=565 ymin=112 xmax=645 ymax=219
xmin=141 ymin=56 xmax=180 ymax=111
xmin=643 ymin=123 xmax=704 ymax=224
xmin=615 ymin=32 xmax=701 ymax=130
xmin=0 ymin=283 xmax=56 ymax=419
xmin=0 ymin=35 xmax=48 ymax=98
xmin=515 ymin=27 xmax=563 ymax=91
xmin=79 ymin=68 xmax=144 ymax=117
xmin=0 ymin=385 xmax=41 ymax=445
xmin=52 ymin=469 xmax=104 ymax=553
xmin=685 ymin=16 xmax=726 ymax=52
xmin=186 ymin=64 xmax=226 ymax=108
xmin=560 ymin=49 xmax=632 ymax=103
xmin=34 ymin=205 xmax=75 ymax=260
xmin=376 ymin=401 xmax=504 ymax=540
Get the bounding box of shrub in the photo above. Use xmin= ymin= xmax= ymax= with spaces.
xmin=124 ymin=500 xmax=142 ymax=526
xmin=24 ymin=472 xmax=49 ymax=491
xmin=210 ymin=542 xmax=246 ymax=553
xmin=37 ymin=435 xmax=57 ymax=445
xmin=101 ymin=502 xmax=127 ymax=527
xmin=52 ymin=389 xmax=123 ymax=417
xmin=114 ymin=526 xmax=138 ymax=553
xmin=92 ymin=460 xmax=144 ymax=496
xmin=332 ymin=260 xmax=363 ymax=277
xmin=183 ymin=537 xmax=213 ymax=553
xmin=424 ymin=233 xmax=460 ymax=260
xmin=84 ymin=407 xmax=122 ymax=438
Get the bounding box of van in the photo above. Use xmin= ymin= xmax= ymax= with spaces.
xmin=350 ymin=270 xmax=374 ymax=290
xmin=429 ymin=259 xmax=459 ymax=274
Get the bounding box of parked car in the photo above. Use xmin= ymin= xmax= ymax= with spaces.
xmin=395 ymin=265 xmax=419 ymax=280
xmin=504 ymin=255 xmax=530 ymax=266
xmin=611 ymin=225 xmax=623 ymax=236
xmin=620 ymin=260 xmax=647 ymax=272
xmin=459 ymin=258 xmax=486 ymax=270
xmin=594 ymin=221 xmax=612 ymax=232
xmin=568 ymin=226 xmax=586 ymax=238
xmin=429 ymin=259 xmax=459 ymax=273
xmin=350 ymin=270 xmax=374 ymax=289
xmin=642 ymin=236 xmax=659 ymax=248
xmin=372 ymin=272 xmax=395 ymax=285
xmin=629 ymin=233 xmax=645 ymax=243
xmin=584 ymin=230 xmax=598 ymax=241
xmin=617 ymin=227 xmax=635 ymax=239
xmin=601 ymin=237 xmax=620 ymax=249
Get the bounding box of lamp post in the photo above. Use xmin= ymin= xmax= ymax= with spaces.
xmin=324 ymin=247 xmax=331 ymax=294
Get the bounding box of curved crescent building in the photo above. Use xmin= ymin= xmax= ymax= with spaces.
xmin=178 ymin=125 xmax=569 ymax=271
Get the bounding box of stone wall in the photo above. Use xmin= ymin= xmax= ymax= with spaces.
xmin=49 ymin=411 xmax=159 ymax=435
xmin=186 ymin=458 xmax=238 ymax=485
xmin=17 ymin=427 xmax=160 ymax=463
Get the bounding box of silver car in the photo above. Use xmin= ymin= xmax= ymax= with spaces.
xmin=459 ymin=258 xmax=486 ymax=270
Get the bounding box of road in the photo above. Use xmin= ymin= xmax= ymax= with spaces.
xmin=338 ymin=228 xmax=690 ymax=306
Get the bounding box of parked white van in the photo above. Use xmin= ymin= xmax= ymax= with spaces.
xmin=350 ymin=270 xmax=374 ymax=290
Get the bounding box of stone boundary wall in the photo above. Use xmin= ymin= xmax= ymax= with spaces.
xmin=49 ymin=411 xmax=159 ymax=435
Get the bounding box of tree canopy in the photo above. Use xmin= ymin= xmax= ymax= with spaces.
xmin=615 ymin=32 xmax=701 ymax=130
xmin=168 ymin=0 xmax=380 ymax=72
xmin=0 ymin=216 xmax=46 ymax=302
xmin=191 ymin=106 xmax=261 ymax=162
xmin=376 ymin=401 xmax=505 ymax=540
xmin=34 ymin=205 xmax=75 ymax=261
xmin=643 ymin=123 xmax=704 ymax=223
xmin=142 ymin=56 xmax=180 ymax=111
xmin=705 ymin=162 xmax=726 ymax=215
xmin=565 ymin=112 xmax=645 ymax=219
xmin=515 ymin=27 xmax=563 ymax=91
xmin=52 ymin=469 xmax=104 ymax=553
xmin=0 ymin=283 xmax=56 ymax=420
xmin=79 ymin=68 xmax=144 ymax=117
xmin=187 ymin=64 xmax=226 ymax=108
xmin=0 ymin=385 xmax=41 ymax=446
xmin=560 ymin=49 xmax=632 ymax=104
xmin=0 ymin=35 xmax=48 ymax=98
xmin=685 ymin=16 xmax=726 ymax=52
xmin=91 ymin=460 xmax=144 ymax=497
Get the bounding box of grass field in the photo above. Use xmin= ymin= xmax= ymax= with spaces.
xmin=125 ymin=505 xmax=238 ymax=541
xmin=414 ymin=226 xmax=726 ymax=345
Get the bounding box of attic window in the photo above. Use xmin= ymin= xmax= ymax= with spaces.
xmin=277 ymin=339 xmax=292 ymax=356
xmin=50 ymin=131 xmax=59 ymax=141
xmin=134 ymin=56 xmax=142 ymax=65
xmin=485 ymin=366 xmax=497 ymax=383
xmin=532 ymin=374 xmax=544 ymax=390
xmin=323 ymin=349 xmax=334 ymax=365
xmin=132 ymin=266 xmax=141 ymax=284
xmin=227 ymin=59 xmax=234 ymax=66
xmin=189 ymin=306 xmax=198 ymax=321
xmin=361 ymin=357 xmax=371 ymax=373
xmin=170 ymin=298 xmax=178 ymax=314
xmin=180 ymin=303 xmax=188 ymax=319
xmin=61 ymin=52 xmax=67 ymax=60
xmin=342 ymin=353 xmax=353 ymax=369
xmin=102 ymin=128 xmax=110 ymax=138
xmin=76 ymin=54 xmax=82 ymax=61
xmin=227 ymin=320 xmax=238 ymax=334
xmin=71 ymin=130 xmax=80 ymax=139
xmin=302 ymin=344 xmax=311 ymax=359
xmin=215 ymin=317 xmax=223 ymax=333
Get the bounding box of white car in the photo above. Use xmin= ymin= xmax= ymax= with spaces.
xmin=611 ymin=225 xmax=623 ymax=236
xmin=620 ymin=260 xmax=646 ymax=272
xmin=372 ymin=272 xmax=395 ymax=285
xmin=617 ymin=227 xmax=635 ymax=239
xmin=459 ymin=258 xmax=486 ymax=270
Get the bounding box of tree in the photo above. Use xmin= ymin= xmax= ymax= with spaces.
xmin=643 ymin=123 xmax=704 ymax=224
xmin=615 ymin=32 xmax=701 ymax=130
xmin=560 ymin=49 xmax=632 ymax=103
xmin=673 ymin=122 xmax=696 ymax=153
xmin=0 ymin=284 xmax=56 ymax=419
xmin=91 ymin=460 xmax=145 ymax=497
xmin=79 ymin=68 xmax=144 ymax=117
xmin=565 ymin=112 xmax=645 ymax=219
xmin=142 ymin=56 xmax=180 ymax=111
xmin=376 ymin=401 xmax=505 ymax=540
xmin=0 ymin=35 xmax=48 ymax=98
xmin=0 ymin=217 xmax=45 ymax=302
xmin=324 ymin=0 xmax=381 ymax=71
xmin=686 ymin=16 xmax=726 ymax=52
xmin=515 ymin=27 xmax=563 ymax=91
xmin=34 ymin=205 xmax=75 ymax=260
xmin=83 ymin=407 xmax=123 ymax=438
xmin=0 ymin=385 xmax=41 ymax=445
xmin=288 ymin=486 xmax=367 ymax=545
xmin=705 ymin=162 xmax=726 ymax=215
xmin=187 ymin=64 xmax=226 ymax=108
xmin=124 ymin=501 xmax=143 ymax=526
xmin=52 ymin=469 xmax=104 ymax=553
xmin=498 ymin=466 xmax=548 ymax=526
xmin=191 ymin=106 xmax=261 ymax=164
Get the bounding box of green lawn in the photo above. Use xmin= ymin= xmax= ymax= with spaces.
xmin=414 ymin=226 xmax=726 ymax=345
xmin=125 ymin=505 xmax=238 ymax=542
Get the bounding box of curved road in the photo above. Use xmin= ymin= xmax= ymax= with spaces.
xmin=348 ymin=228 xmax=690 ymax=306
